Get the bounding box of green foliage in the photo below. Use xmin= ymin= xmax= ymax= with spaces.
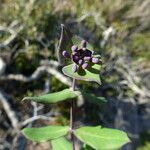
xmin=1 ymin=0 xmax=149 ymax=149
xmin=137 ymin=142 xmax=150 ymax=150
xmin=22 ymin=126 xmax=69 ymax=142
xmin=74 ymin=126 xmax=130 ymax=150
xmin=62 ymin=64 xmax=101 ymax=84
xmin=81 ymin=91 xmax=107 ymax=105
xmin=51 ymin=137 xmax=72 ymax=150
xmin=22 ymin=89 xmax=79 ymax=104
xmin=81 ymin=144 xmax=95 ymax=150
xmin=21 ymin=24 xmax=130 ymax=149
xmin=137 ymin=130 xmax=150 ymax=150
xmin=129 ymin=33 xmax=150 ymax=60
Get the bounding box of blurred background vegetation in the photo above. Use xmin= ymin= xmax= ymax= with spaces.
xmin=0 ymin=0 xmax=150 ymax=149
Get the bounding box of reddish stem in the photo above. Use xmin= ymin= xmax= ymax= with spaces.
xmin=70 ymin=78 xmax=76 ymax=150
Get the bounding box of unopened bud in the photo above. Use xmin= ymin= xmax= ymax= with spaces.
xmin=92 ymin=57 xmax=99 ymax=64
xmin=82 ymin=63 xmax=88 ymax=69
xmin=84 ymin=56 xmax=91 ymax=61
xmin=72 ymin=64 xmax=78 ymax=73
xmin=78 ymin=59 xmax=83 ymax=65
xmin=62 ymin=51 xmax=69 ymax=58
xmin=71 ymin=45 xmax=78 ymax=52
xmin=81 ymin=40 xmax=87 ymax=48
xmin=72 ymin=55 xmax=79 ymax=62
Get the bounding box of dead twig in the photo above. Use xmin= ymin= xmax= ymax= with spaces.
xmin=0 ymin=91 xmax=19 ymax=130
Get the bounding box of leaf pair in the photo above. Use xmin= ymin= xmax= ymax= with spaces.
xmin=22 ymin=125 xmax=130 ymax=150
xmin=22 ymin=88 xmax=106 ymax=106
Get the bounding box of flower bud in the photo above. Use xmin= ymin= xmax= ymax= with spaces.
xmin=82 ymin=63 xmax=88 ymax=69
xmin=72 ymin=64 xmax=78 ymax=73
xmin=71 ymin=45 xmax=78 ymax=52
xmin=81 ymin=40 xmax=87 ymax=48
xmin=84 ymin=56 xmax=91 ymax=61
xmin=78 ymin=59 xmax=83 ymax=65
xmin=83 ymin=48 xmax=87 ymax=51
xmin=62 ymin=51 xmax=69 ymax=58
xmin=72 ymin=54 xmax=79 ymax=63
xmin=92 ymin=57 xmax=99 ymax=64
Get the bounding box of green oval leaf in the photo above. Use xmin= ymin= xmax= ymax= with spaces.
xmin=74 ymin=126 xmax=130 ymax=150
xmin=62 ymin=64 xmax=101 ymax=84
xmin=22 ymin=126 xmax=69 ymax=142
xmin=81 ymin=91 xmax=107 ymax=106
xmin=51 ymin=137 xmax=72 ymax=150
xmin=22 ymin=89 xmax=78 ymax=104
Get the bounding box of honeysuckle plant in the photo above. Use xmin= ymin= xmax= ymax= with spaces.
xmin=22 ymin=24 xmax=130 ymax=150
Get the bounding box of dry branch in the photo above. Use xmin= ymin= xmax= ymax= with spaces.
xmin=0 ymin=91 xmax=19 ymax=130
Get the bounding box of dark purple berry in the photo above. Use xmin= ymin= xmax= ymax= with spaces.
xmin=72 ymin=64 xmax=78 ymax=72
xmin=78 ymin=59 xmax=83 ymax=65
xmin=71 ymin=45 xmax=78 ymax=52
xmin=92 ymin=57 xmax=99 ymax=64
xmin=81 ymin=40 xmax=87 ymax=48
xmin=82 ymin=63 xmax=88 ymax=69
xmin=84 ymin=56 xmax=91 ymax=61
xmin=62 ymin=51 xmax=69 ymax=58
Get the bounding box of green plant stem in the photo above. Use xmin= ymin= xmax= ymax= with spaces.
xmin=70 ymin=78 xmax=76 ymax=150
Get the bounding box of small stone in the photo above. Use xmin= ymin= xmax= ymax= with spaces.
xmin=81 ymin=40 xmax=87 ymax=48
xmin=92 ymin=57 xmax=99 ymax=64
xmin=71 ymin=45 xmax=78 ymax=52
xmin=82 ymin=63 xmax=88 ymax=69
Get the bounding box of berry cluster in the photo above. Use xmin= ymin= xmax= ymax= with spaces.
xmin=62 ymin=40 xmax=100 ymax=72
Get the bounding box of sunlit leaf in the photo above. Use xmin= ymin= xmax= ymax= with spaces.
xmin=51 ymin=137 xmax=72 ymax=150
xmin=62 ymin=64 xmax=101 ymax=84
xmin=22 ymin=126 xmax=69 ymax=142
xmin=75 ymin=126 xmax=130 ymax=150
xmin=22 ymin=89 xmax=79 ymax=104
